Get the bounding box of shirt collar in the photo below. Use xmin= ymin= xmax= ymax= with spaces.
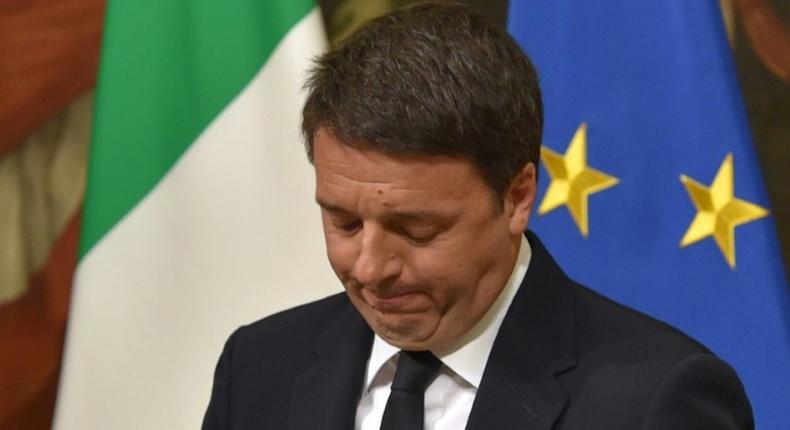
xmin=364 ymin=237 xmax=532 ymax=389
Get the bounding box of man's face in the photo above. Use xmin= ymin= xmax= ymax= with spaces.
xmin=313 ymin=129 xmax=535 ymax=351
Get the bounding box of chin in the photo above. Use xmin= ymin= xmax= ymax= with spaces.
xmin=349 ymin=293 xmax=445 ymax=350
xmin=371 ymin=313 xmax=440 ymax=350
xmin=379 ymin=332 xmax=434 ymax=351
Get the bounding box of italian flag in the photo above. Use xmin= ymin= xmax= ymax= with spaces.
xmin=54 ymin=1 xmax=337 ymax=428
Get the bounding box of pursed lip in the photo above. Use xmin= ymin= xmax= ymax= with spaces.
xmin=361 ymin=288 xmax=424 ymax=312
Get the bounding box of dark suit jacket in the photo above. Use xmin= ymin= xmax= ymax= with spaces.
xmin=202 ymin=233 xmax=753 ymax=429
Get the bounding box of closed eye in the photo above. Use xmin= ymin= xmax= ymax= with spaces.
xmin=339 ymin=220 xmax=362 ymax=233
xmin=397 ymin=227 xmax=438 ymax=245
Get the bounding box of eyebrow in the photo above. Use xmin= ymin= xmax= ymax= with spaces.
xmin=315 ymin=198 xmax=344 ymax=213
xmin=315 ymin=198 xmax=445 ymax=222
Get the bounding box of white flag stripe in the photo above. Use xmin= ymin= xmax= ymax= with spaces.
xmin=55 ymin=9 xmax=335 ymax=429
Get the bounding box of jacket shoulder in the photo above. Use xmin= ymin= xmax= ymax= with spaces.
xmin=233 ymin=292 xmax=351 ymax=355
xmin=559 ymin=283 xmax=753 ymax=429
xmin=202 ymin=292 xmax=355 ymax=429
xmin=571 ymin=282 xmax=710 ymax=358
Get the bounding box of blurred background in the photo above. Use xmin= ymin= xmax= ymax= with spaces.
xmin=0 ymin=0 xmax=787 ymax=428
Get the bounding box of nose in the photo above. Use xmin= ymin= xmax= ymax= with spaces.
xmin=352 ymin=226 xmax=402 ymax=289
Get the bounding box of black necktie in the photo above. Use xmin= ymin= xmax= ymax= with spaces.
xmin=380 ymin=350 xmax=443 ymax=430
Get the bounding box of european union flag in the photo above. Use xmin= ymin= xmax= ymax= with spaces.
xmin=508 ymin=2 xmax=790 ymax=428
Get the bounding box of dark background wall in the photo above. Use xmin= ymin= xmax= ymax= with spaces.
xmin=730 ymin=0 xmax=790 ymax=276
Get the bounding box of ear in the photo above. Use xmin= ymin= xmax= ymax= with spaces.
xmin=506 ymin=163 xmax=537 ymax=235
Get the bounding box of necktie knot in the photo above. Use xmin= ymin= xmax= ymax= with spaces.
xmin=390 ymin=350 xmax=442 ymax=393
xmin=380 ymin=350 xmax=442 ymax=430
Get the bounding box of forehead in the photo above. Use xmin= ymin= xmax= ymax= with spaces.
xmin=312 ymin=131 xmax=489 ymax=200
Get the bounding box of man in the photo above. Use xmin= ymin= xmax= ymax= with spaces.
xmin=203 ymin=3 xmax=753 ymax=429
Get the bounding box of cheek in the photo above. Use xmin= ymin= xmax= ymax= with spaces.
xmin=408 ymin=247 xmax=470 ymax=301
xmin=411 ymin=228 xmax=507 ymax=302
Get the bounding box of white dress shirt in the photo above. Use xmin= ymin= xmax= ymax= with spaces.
xmin=355 ymin=238 xmax=532 ymax=430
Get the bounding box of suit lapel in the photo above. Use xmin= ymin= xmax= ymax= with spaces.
xmin=287 ymin=300 xmax=373 ymax=430
xmin=466 ymin=232 xmax=577 ymax=430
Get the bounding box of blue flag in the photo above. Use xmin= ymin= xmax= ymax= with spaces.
xmin=508 ymin=2 xmax=789 ymax=428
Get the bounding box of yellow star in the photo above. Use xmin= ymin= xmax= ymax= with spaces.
xmin=538 ymin=122 xmax=619 ymax=236
xmin=679 ymin=153 xmax=769 ymax=269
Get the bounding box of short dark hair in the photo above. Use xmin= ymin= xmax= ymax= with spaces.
xmin=302 ymin=2 xmax=542 ymax=198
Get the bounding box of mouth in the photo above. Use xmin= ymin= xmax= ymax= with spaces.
xmin=361 ymin=289 xmax=426 ymax=313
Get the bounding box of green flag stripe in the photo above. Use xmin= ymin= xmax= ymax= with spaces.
xmin=81 ymin=0 xmax=315 ymax=258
